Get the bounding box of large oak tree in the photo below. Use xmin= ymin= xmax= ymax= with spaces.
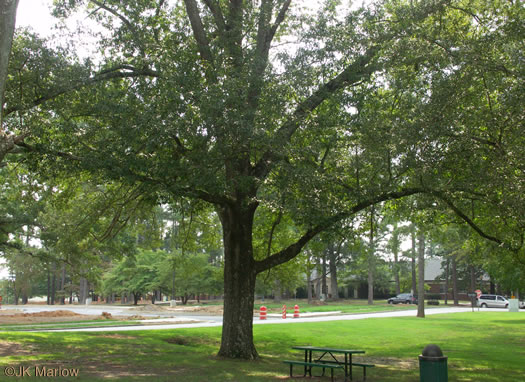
xmin=5 ymin=0 xmax=523 ymax=359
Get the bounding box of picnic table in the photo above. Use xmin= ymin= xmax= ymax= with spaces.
xmin=287 ymin=345 xmax=367 ymax=381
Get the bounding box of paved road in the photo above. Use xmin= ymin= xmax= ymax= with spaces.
xmin=4 ymin=305 xmax=518 ymax=333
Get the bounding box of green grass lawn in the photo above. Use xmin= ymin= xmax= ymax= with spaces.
xmin=0 ymin=319 xmax=141 ymax=332
xmin=1 ymin=312 xmax=523 ymax=381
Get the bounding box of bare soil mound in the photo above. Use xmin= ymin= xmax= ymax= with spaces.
xmin=130 ymin=304 xmax=168 ymax=312
xmin=167 ymin=305 xmax=223 ymax=315
xmin=0 ymin=310 xmax=112 ymax=324
xmin=21 ymin=310 xmax=82 ymax=318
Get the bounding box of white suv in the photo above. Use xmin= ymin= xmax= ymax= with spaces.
xmin=477 ymin=294 xmax=509 ymax=308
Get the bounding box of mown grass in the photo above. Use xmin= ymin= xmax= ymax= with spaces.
xmin=0 ymin=320 xmax=140 ymax=331
xmin=0 ymin=312 xmax=523 ymax=381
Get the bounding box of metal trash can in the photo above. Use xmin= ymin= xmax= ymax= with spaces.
xmin=419 ymin=344 xmax=448 ymax=382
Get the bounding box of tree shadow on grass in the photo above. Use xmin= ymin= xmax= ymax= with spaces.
xmin=491 ymin=319 xmax=525 ymax=325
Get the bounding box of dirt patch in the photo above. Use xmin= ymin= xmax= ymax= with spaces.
xmin=99 ymin=334 xmax=137 ymax=340
xmin=165 ymin=336 xmax=191 ymax=346
xmin=130 ymin=304 xmax=168 ymax=312
xmin=359 ymin=356 xmax=418 ymax=370
xmin=125 ymin=315 xmax=147 ymax=320
xmin=0 ymin=309 xmax=23 ymax=315
xmin=21 ymin=310 xmax=82 ymax=318
xmin=101 ymin=312 xmax=112 ymax=319
xmin=167 ymin=305 xmax=223 ymax=315
xmin=0 ymin=341 xmax=36 ymax=356
xmin=164 ymin=335 xmax=219 ymax=347
xmin=0 ymin=310 xmax=113 ymax=325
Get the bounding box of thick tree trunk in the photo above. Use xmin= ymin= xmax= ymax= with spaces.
xmin=417 ymin=233 xmax=425 ymax=318
xmin=217 ymin=204 xmax=258 ymax=359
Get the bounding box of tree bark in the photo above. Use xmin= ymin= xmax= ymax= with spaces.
xmin=13 ymin=279 xmax=18 ymax=305
xmin=50 ymin=263 xmax=56 ymax=305
xmin=0 ymin=0 xmax=20 ymax=164
xmin=217 ymin=204 xmax=259 ymax=359
xmin=417 ymin=232 xmax=425 ymax=318
xmin=315 ymin=259 xmax=321 ymax=298
xmin=444 ymin=258 xmax=450 ymax=305
xmin=367 ymin=208 xmax=375 ymax=305
xmin=393 ymin=249 xmax=401 ymax=295
xmin=451 ymin=255 xmax=459 ymax=305
xmin=469 ymin=264 xmax=476 ymax=292
xmin=328 ymin=244 xmax=339 ymax=300
xmin=411 ymin=230 xmax=417 ymax=294
xmin=306 ymin=269 xmax=313 ymax=304
xmin=0 ymin=0 xmax=19 ymax=121
xmin=47 ymin=267 xmax=51 ymax=305
xmin=60 ymin=265 xmax=66 ymax=305
xmin=321 ymin=253 xmax=327 ymax=299
xmin=79 ymin=278 xmax=88 ymax=304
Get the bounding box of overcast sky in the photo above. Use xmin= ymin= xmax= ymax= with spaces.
xmin=16 ymin=0 xmax=372 ymax=35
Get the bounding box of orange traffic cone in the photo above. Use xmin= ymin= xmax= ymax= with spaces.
xmin=260 ymin=306 xmax=267 ymax=320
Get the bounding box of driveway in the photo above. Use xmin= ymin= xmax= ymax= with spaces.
xmin=28 ymin=306 xmax=522 ymax=332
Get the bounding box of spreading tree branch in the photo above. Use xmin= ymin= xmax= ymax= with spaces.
xmin=255 ymin=186 xmax=427 ymax=273
xmin=183 ymin=0 xmax=215 ymax=72
xmin=252 ymin=45 xmax=380 ymax=179
xmin=202 ymin=0 xmax=226 ymax=34
xmin=5 ymin=64 xmax=159 ymax=116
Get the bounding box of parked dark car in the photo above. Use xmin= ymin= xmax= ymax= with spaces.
xmin=387 ymin=293 xmax=418 ymax=304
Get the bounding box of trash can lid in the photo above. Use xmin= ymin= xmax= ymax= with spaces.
xmin=421 ymin=344 xmax=444 ymax=357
